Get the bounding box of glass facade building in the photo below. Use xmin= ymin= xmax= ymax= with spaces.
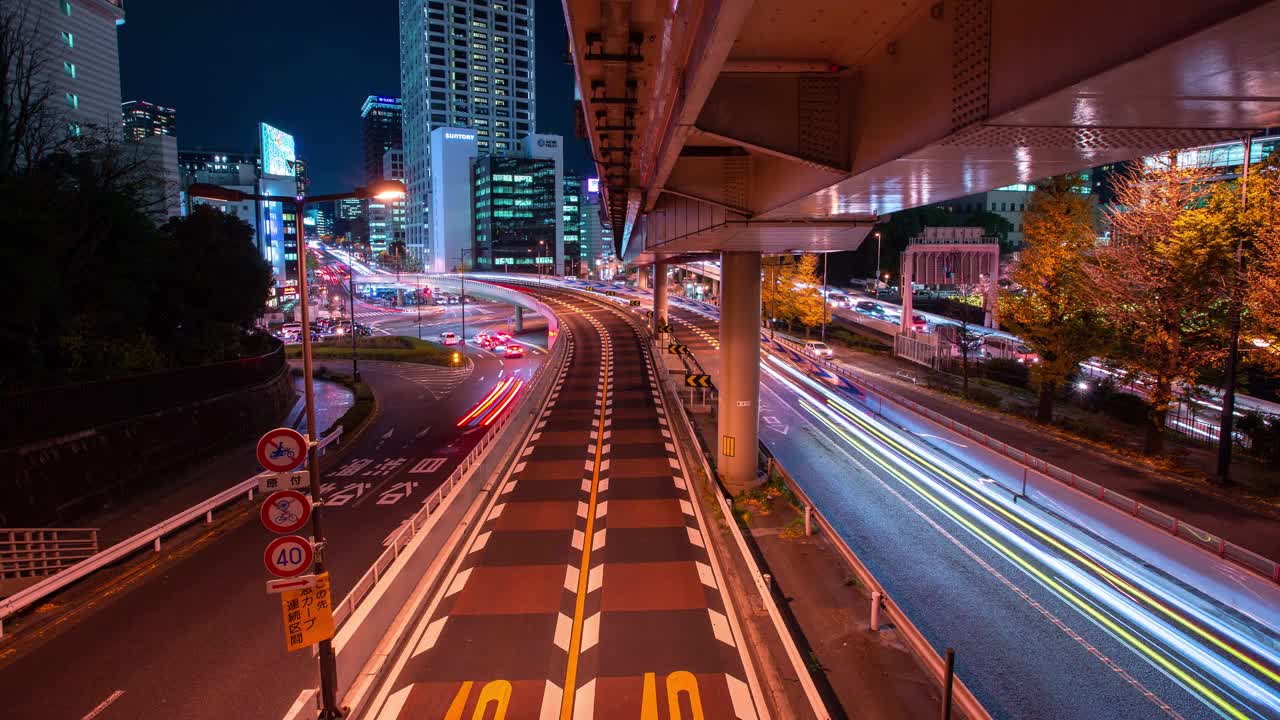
xmin=399 ymin=0 xmax=536 ymax=269
xmin=562 ymin=172 xmax=582 ymax=277
xmin=122 ymin=100 xmax=176 ymax=141
xmin=472 ymin=155 xmax=557 ymax=273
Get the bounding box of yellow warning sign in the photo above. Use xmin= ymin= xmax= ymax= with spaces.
xmin=281 ymin=571 xmax=335 ymax=652
xmin=721 ymin=435 xmax=736 ymax=458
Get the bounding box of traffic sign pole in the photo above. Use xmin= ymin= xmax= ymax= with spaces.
xmin=292 ymin=203 xmax=342 ymax=720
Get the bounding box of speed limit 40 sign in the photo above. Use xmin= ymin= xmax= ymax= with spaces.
xmin=264 ymin=535 xmax=314 ymax=578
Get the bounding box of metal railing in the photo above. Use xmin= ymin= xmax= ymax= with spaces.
xmin=766 ymin=332 xmax=1280 ymax=583
xmin=0 ymin=426 xmax=344 ymax=638
xmin=761 ymin=449 xmax=990 ymax=720
xmin=0 ymin=529 xmax=100 ymax=583
xmin=329 ymin=331 xmax=569 ymax=629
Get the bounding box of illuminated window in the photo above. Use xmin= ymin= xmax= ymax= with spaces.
xmin=61 ymin=31 xmax=74 ymax=47
xmin=63 ymin=61 xmax=75 ymax=78
xmin=61 ymin=0 xmax=71 ymax=15
xmin=65 ymin=92 xmax=78 ymax=109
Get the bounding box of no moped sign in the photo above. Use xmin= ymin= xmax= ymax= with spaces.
xmin=257 ymin=428 xmax=308 ymax=472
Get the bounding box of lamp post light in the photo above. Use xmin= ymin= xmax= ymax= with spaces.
xmin=187 ymin=178 xmax=404 ymax=720
xmin=875 ymin=231 xmax=883 ymax=290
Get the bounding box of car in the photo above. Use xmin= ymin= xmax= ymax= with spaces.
xmin=490 ymin=341 xmax=509 ymax=354
xmin=984 ymin=336 xmax=1039 ymax=363
xmin=503 ymin=343 xmax=525 ymax=358
xmin=494 ymin=331 xmax=512 ymax=342
xmin=853 ymin=301 xmax=884 ymax=316
xmin=826 ymin=293 xmax=849 ymax=307
xmin=440 ymin=331 xmax=460 ymax=346
xmin=473 ymin=332 xmax=491 ymax=345
xmin=803 ymin=341 xmax=833 ymax=358
xmin=911 ymin=313 xmax=928 ymax=332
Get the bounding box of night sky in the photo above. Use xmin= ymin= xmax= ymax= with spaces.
xmin=118 ymin=0 xmax=590 ymax=194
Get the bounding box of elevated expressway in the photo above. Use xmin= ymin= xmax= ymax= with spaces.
xmin=560 ymin=0 xmax=1280 ymax=487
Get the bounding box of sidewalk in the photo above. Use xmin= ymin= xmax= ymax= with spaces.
xmin=827 ymin=346 xmax=1280 ymax=561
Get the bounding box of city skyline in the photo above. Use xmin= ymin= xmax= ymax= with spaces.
xmin=116 ymin=0 xmax=591 ymax=195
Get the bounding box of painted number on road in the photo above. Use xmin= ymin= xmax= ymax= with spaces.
xmin=444 ymin=679 xmax=512 ymax=720
xmin=641 ymin=671 xmax=705 ymax=720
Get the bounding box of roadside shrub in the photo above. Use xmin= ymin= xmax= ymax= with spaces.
xmin=1238 ymin=412 xmax=1280 ymax=463
xmin=984 ymin=358 xmax=1029 ymax=388
xmin=1093 ymin=389 xmax=1151 ymax=426
xmin=965 ymin=386 xmax=1002 ymax=409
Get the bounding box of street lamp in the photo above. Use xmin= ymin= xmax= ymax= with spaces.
xmin=187 ymin=178 xmax=404 ymax=720
xmin=875 ymin=231 xmax=883 ymax=290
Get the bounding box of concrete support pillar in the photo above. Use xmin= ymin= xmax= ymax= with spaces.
xmin=652 ymin=262 xmax=669 ymax=335
xmin=637 ymin=267 xmax=650 ymax=290
xmin=718 ymin=251 xmax=762 ymax=494
xmin=513 ymin=305 xmax=524 ymax=333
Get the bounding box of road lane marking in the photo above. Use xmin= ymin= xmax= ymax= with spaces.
xmin=80 ymin=691 xmax=124 ymax=720
xmin=560 ymin=324 xmax=611 ymax=720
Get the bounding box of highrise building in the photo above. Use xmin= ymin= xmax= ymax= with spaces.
xmin=579 ymin=178 xmax=614 ymax=278
xmin=399 ymin=0 xmax=536 ymax=268
xmin=361 ymin=96 xmax=403 ymax=184
xmin=122 ymin=100 xmax=176 ymax=141
xmin=562 ymin=172 xmax=582 ymax=277
xmin=294 ymin=157 xmax=310 ymax=197
xmin=472 ymin=155 xmax=557 ymax=272
xmin=28 ymin=0 xmax=127 ymax=139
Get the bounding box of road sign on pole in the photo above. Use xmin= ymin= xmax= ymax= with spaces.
xmin=257 ymin=470 xmax=309 ymax=494
xmin=668 ymin=343 xmax=690 ymax=355
xmin=267 ymin=574 xmax=317 ymax=594
xmin=264 ymin=535 xmax=314 ymax=578
xmin=629 ymin=299 xmax=641 ymax=307
xmin=257 ymin=427 xmax=308 ymax=473
xmin=684 ymin=374 xmax=714 ymax=388
xmin=261 ymin=490 xmax=312 ymax=534
xmin=281 ymin=572 xmax=334 ymax=652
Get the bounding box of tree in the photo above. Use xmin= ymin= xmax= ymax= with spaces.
xmin=1084 ymin=157 xmax=1228 ymax=454
xmin=943 ymin=283 xmax=987 ymax=393
xmin=788 ymin=254 xmax=826 ymax=336
xmin=1000 ymin=175 xmax=1107 ymax=422
xmin=1 ymin=2 xmax=66 ymax=177
xmin=378 ymin=240 xmax=416 ymax=273
xmin=1238 ymin=153 xmax=1280 ymax=370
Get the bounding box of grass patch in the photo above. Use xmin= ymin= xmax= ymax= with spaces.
xmin=286 ymin=335 xmax=458 ymax=366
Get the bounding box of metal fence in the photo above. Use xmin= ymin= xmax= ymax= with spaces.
xmin=0 ymin=528 xmax=99 ymax=583
xmin=2 ymin=342 xmax=287 ymax=446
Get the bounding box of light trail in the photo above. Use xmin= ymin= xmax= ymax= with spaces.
xmin=759 ymin=355 xmax=1279 ymax=719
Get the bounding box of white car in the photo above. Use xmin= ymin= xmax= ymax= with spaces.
xmin=803 ymin=341 xmax=834 ymax=359
xmin=440 ymin=331 xmax=460 ymax=346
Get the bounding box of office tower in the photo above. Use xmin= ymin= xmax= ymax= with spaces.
xmin=472 ymin=155 xmax=557 ymax=272
xmin=29 ymin=0 xmax=127 ymax=140
xmin=361 ymin=96 xmax=403 ymax=184
xmin=562 ymin=172 xmax=582 ymax=277
xmin=122 ymin=100 xmax=176 ymax=141
xmin=399 ymin=0 xmax=536 ymax=268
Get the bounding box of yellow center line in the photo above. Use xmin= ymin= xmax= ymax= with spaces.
xmin=560 ymin=320 xmax=610 ymax=719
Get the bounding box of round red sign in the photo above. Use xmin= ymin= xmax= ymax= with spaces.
xmin=260 ymin=490 xmax=311 ymax=534
xmin=264 ymin=535 xmax=314 ymax=578
xmin=257 ymin=427 xmax=308 ymax=472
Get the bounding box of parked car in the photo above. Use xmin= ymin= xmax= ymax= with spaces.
xmin=803 ymin=341 xmax=834 ymax=359
xmin=440 ymin=331 xmax=460 ymax=346
xmin=503 ymin=343 xmax=526 ymax=358
xmin=984 ymin=336 xmax=1039 ymax=364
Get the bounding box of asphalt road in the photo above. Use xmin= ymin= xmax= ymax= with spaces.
xmin=655 ymin=293 xmax=1280 ymax=720
xmin=0 ymin=343 xmax=543 ymax=719
xmin=359 ymin=284 xmax=763 ymax=720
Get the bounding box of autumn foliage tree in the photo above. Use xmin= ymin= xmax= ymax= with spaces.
xmin=1000 ymin=175 xmax=1106 ymax=422
xmin=1085 ymin=158 xmax=1230 ymax=454
xmin=761 ymin=254 xmax=825 ymax=336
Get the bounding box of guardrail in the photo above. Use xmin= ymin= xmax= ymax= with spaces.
xmin=766 ymin=331 xmax=1280 ymax=583
xmin=0 ymin=528 xmax=100 ymax=583
xmin=0 ymin=427 xmax=344 ymax=639
xmin=329 ymin=333 xmax=568 ymax=630
xmin=760 ymin=448 xmax=990 ymax=720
